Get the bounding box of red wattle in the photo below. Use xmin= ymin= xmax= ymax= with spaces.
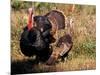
xmin=28 ymin=14 xmax=33 ymax=31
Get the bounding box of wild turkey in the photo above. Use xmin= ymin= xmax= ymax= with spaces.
xmin=20 ymin=8 xmax=53 ymax=62
xmin=20 ymin=27 xmax=52 ymax=61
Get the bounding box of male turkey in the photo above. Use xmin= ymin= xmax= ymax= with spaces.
xmin=20 ymin=8 xmax=53 ymax=62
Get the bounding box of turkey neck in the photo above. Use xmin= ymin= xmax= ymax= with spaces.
xmin=27 ymin=13 xmax=33 ymax=30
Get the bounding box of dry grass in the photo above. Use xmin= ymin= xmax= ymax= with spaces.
xmin=11 ymin=3 xmax=96 ymax=73
xmin=37 ymin=56 xmax=96 ymax=72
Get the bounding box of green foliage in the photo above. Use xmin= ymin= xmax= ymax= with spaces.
xmin=11 ymin=0 xmax=21 ymax=10
xmin=73 ymin=39 xmax=96 ymax=59
xmin=33 ymin=2 xmax=56 ymax=15
xmin=75 ymin=5 xmax=96 ymax=15
xmin=11 ymin=0 xmax=32 ymax=10
xmin=75 ymin=5 xmax=83 ymax=12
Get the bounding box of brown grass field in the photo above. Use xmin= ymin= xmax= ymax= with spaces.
xmin=11 ymin=1 xmax=96 ymax=73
